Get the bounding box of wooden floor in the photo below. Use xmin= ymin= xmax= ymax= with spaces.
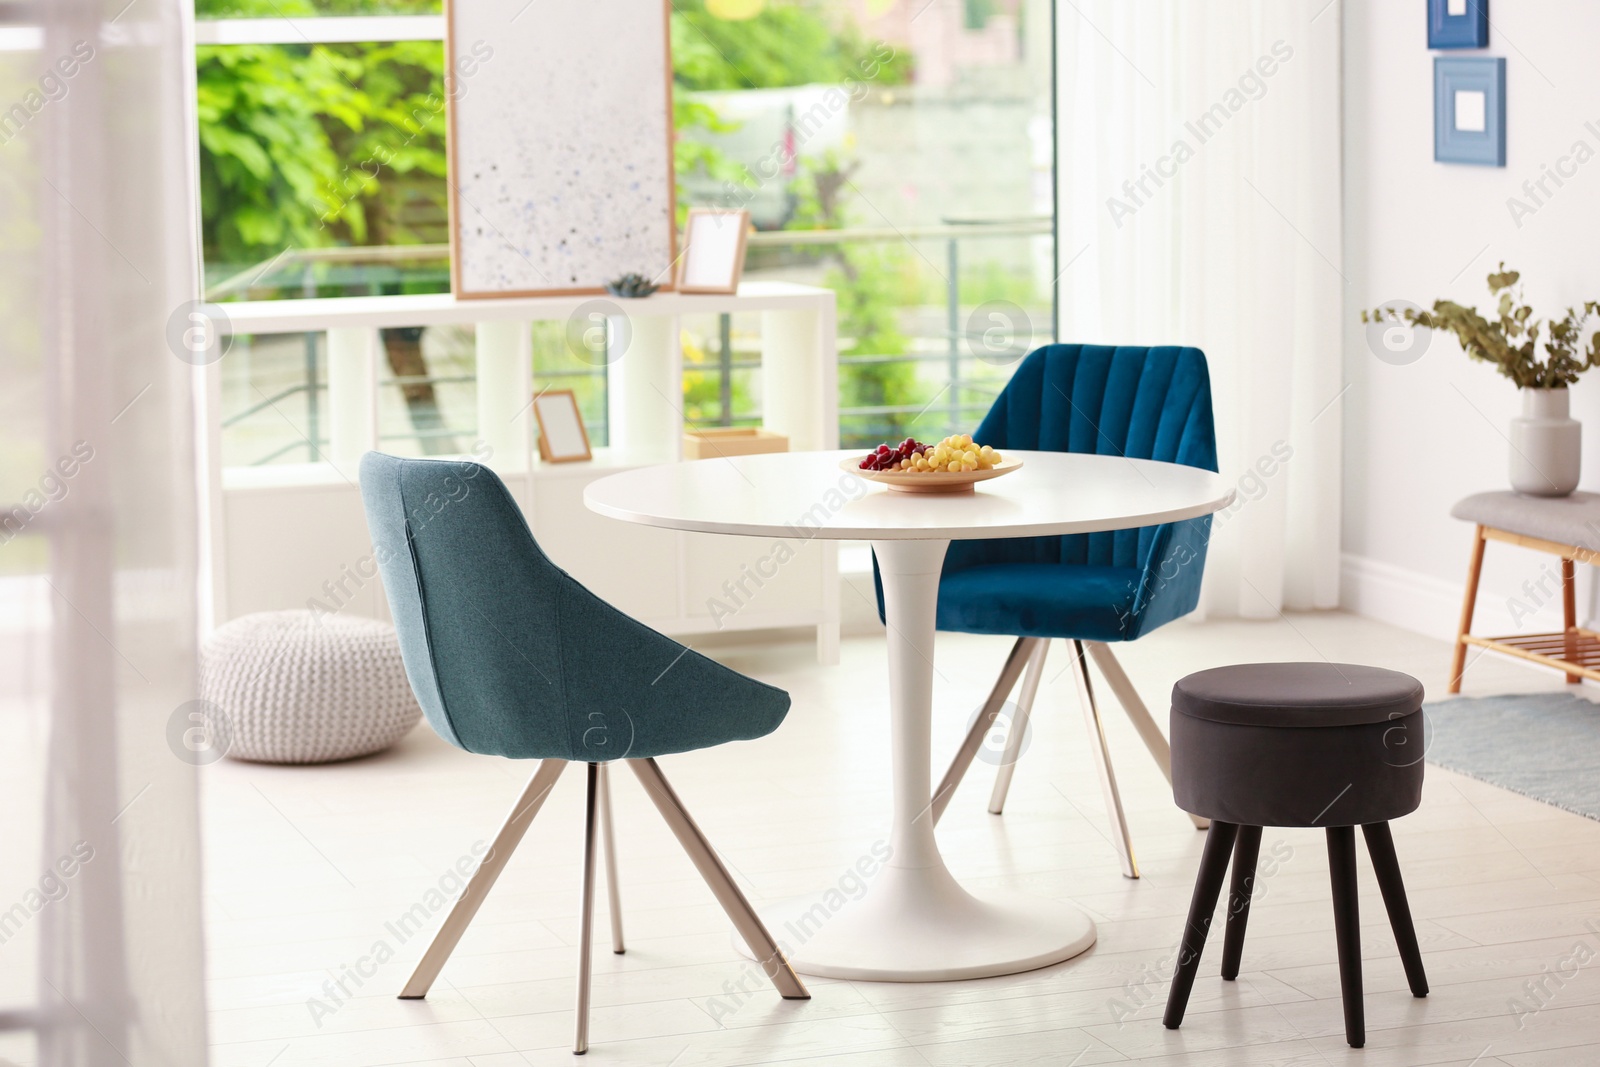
xmin=196 ymin=611 xmax=1600 ymax=1067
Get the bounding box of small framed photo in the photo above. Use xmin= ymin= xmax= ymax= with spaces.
xmin=1435 ymin=57 xmax=1505 ymax=167
xmin=532 ymin=389 xmax=593 ymax=463
xmin=1428 ymin=0 xmax=1489 ymax=50
xmin=677 ymin=209 xmax=750 ymax=295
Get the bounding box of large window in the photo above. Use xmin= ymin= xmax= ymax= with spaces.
xmin=198 ymin=0 xmax=1054 ymax=462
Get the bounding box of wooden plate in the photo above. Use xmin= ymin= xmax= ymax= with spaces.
xmin=840 ymin=455 xmax=1024 ymax=494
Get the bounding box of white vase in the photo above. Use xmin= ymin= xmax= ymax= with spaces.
xmin=1509 ymin=387 xmax=1581 ymax=497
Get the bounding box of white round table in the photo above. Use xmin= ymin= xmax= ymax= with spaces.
xmin=585 ymin=449 xmax=1235 ymax=981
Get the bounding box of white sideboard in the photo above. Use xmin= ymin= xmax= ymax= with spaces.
xmin=206 ymin=283 xmax=841 ymax=663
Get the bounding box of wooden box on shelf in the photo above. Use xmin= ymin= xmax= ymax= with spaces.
xmin=682 ymin=427 xmax=788 ymax=460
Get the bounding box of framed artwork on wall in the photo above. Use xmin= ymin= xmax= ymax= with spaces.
xmin=445 ymin=0 xmax=676 ymax=299
xmin=1428 ymin=0 xmax=1489 ymax=50
xmin=677 ymin=209 xmax=751 ymax=295
xmin=1434 ymin=57 xmax=1505 ymax=167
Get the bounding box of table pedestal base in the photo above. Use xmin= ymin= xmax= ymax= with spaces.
xmin=737 ymin=861 xmax=1096 ymax=982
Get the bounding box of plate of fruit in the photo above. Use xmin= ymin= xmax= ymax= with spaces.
xmin=843 ymin=435 xmax=1021 ymax=494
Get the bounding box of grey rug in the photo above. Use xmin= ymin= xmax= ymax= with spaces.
xmin=1425 ymin=692 xmax=1600 ymax=821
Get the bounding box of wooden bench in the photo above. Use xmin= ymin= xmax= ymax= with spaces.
xmin=1449 ymin=491 xmax=1600 ymax=692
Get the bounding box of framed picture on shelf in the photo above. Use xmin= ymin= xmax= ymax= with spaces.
xmin=533 ymin=390 xmax=593 ymax=463
xmin=677 ymin=209 xmax=751 ymax=295
xmin=1427 ymin=0 xmax=1489 ymax=50
xmin=1434 ymin=57 xmax=1506 ymax=166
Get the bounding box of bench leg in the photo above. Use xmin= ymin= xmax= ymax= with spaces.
xmin=1163 ymin=821 xmax=1238 ymax=1029
xmin=1220 ymin=826 xmax=1262 ymax=981
xmin=1327 ymin=826 xmax=1365 ymax=1049
xmin=1563 ymin=557 xmax=1580 ymax=684
xmin=1449 ymin=525 xmax=1486 ymax=694
xmin=1363 ymin=822 xmax=1429 ymax=998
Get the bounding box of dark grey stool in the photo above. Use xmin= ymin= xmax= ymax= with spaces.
xmin=1162 ymin=662 xmax=1429 ymax=1049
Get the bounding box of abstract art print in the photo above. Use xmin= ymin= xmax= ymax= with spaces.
xmin=445 ymin=0 xmax=676 ymax=299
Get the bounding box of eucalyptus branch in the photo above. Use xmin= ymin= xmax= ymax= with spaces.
xmin=1362 ymin=265 xmax=1600 ymax=390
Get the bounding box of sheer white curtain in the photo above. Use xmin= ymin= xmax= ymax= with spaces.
xmin=1055 ymin=0 xmax=1343 ymax=616
xmin=1 ymin=0 xmax=208 ymax=1063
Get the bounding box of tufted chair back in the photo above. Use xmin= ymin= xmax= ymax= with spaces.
xmin=944 ymin=344 xmax=1218 ymax=575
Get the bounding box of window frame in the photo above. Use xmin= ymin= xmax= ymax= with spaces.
xmin=192 ymin=15 xmax=443 ymax=46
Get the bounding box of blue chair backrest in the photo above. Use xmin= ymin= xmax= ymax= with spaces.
xmin=948 ymin=343 xmax=1218 ymax=572
xmin=359 ymin=451 xmax=790 ymax=762
xmin=359 ymin=452 xmax=573 ymax=756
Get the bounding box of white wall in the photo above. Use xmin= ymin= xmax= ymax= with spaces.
xmin=1341 ymin=0 xmax=1600 ymax=641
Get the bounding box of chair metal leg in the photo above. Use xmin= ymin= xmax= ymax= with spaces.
xmin=1163 ymin=821 xmax=1239 ymax=1029
xmin=628 ymin=758 xmax=809 ymax=1000
xmin=1220 ymin=826 xmax=1262 ymax=980
xmin=987 ymin=638 xmax=1049 ymax=814
xmin=1362 ymin=822 xmax=1428 ymax=998
xmin=399 ymin=759 xmax=568 ymax=999
xmin=1085 ymin=641 xmax=1208 ymax=831
xmin=598 ymin=763 xmax=625 ymax=954
xmin=574 ymin=764 xmax=600 ymax=1055
xmin=1070 ymin=640 xmax=1139 ymax=878
xmin=931 ymin=636 xmax=1037 ymax=826
xmin=1328 ymin=826 xmax=1365 ymax=1049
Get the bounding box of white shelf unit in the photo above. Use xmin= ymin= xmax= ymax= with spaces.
xmin=206 ymin=282 xmax=842 ymax=663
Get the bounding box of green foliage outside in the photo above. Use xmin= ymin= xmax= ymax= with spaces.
xmin=669 ymin=1 xmax=912 ymax=92
xmin=780 ymin=148 xmax=922 ymax=443
xmin=197 ymin=39 xmax=448 ymax=268
xmin=196 ymin=0 xmax=447 ymax=277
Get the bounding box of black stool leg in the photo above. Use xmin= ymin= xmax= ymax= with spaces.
xmin=1327 ymin=826 xmax=1364 ymax=1049
xmin=1362 ymin=822 xmax=1429 ymax=998
xmin=1163 ymin=821 xmax=1238 ymax=1029
xmin=1220 ymin=825 xmax=1262 ymax=981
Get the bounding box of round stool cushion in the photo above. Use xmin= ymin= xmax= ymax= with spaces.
xmin=202 ymin=611 xmax=423 ymax=764
xmin=1170 ymin=662 xmax=1425 ymax=827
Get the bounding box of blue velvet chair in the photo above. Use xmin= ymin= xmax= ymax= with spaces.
xmin=883 ymin=344 xmax=1219 ymax=878
xmin=359 ymin=452 xmax=807 ymax=1055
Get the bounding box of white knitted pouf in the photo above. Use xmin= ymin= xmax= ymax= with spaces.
xmin=201 ymin=610 xmax=423 ymax=764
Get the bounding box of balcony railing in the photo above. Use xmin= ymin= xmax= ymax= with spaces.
xmin=211 ymin=218 xmax=1052 ymax=464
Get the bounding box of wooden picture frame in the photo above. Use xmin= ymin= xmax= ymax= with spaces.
xmin=532 ymin=390 xmax=593 ymax=464
xmin=677 ymin=209 xmax=751 ymax=295
xmin=443 ymin=0 xmax=677 ymax=299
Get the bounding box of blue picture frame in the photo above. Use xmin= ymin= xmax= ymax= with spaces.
xmin=1435 ymin=57 xmax=1505 ymax=167
xmin=1428 ymin=0 xmax=1489 ymax=49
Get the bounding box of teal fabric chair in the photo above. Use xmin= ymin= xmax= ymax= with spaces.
xmin=884 ymin=345 xmax=1218 ymax=878
xmin=359 ymin=452 xmax=807 ymax=1054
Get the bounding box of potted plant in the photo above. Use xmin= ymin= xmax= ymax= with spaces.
xmin=1363 ymin=265 xmax=1600 ymax=497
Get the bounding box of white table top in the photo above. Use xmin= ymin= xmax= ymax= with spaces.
xmin=584 ymin=450 xmax=1236 ymax=541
